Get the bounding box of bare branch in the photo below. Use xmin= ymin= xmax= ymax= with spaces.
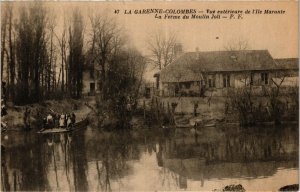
xmin=147 ymin=30 xmax=178 ymax=70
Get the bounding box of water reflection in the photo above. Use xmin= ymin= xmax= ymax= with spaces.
xmin=1 ymin=132 xmax=51 ymax=191
xmin=160 ymin=125 xmax=298 ymax=184
xmin=1 ymin=124 xmax=298 ymax=191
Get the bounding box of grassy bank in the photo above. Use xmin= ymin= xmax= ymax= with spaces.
xmin=2 ymin=98 xmax=93 ymax=130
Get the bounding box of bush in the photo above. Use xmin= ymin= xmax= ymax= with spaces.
xmin=223 ymin=184 xmax=245 ymax=192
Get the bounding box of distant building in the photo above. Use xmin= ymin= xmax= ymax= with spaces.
xmin=273 ymin=58 xmax=299 ymax=86
xmin=82 ymin=63 xmax=101 ymax=96
xmin=154 ymin=50 xmax=298 ymax=97
xmin=142 ymin=82 xmax=156 ymax=99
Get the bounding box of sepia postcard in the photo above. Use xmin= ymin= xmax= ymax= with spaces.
xmin=0 ymin=1 xmax=298 ymax=191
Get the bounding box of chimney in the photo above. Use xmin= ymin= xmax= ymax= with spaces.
xmin=196 ymin=47 xmax=200 ymax=59
xmin=173 ymin=43 xmax=183 ymax=57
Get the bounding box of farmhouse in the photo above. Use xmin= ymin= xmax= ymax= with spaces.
xmin=154 ymin=50 xmax=298 ymax=97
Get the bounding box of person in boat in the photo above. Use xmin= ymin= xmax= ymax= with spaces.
xmin=58 ymin=114 xmax=62 ymax=126
xmin=43 ymin=117 xmax=47 ymax=128
xmin=52 ymin=113 xmax=57 ymax=127
xmin=67 ymin=115 xmax=72 ymax=129
xmin=71 ymin=113 xmax=76 ymax=124
xmin=1 ymin=99 xmax=7 ymax=127
xmin=59 ymin=114 xmax=65 ymax=128
xmin=64 ymin=113 xmax=68 ymax=127
xmin=1 ymin=104 xmax=7 ymax=117
xmin=46 ymin=113 xmax=54 ymax=128
xmin=24 ymin=107 xmax=31 ymax=129
xmin=1 ymin=122 xmax=7 ymax=131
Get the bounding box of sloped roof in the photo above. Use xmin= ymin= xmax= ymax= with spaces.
xmin=160 ymin=50 xmax=279 ymax=82
xmin=274 ymin=58 xmax=299 ymax=70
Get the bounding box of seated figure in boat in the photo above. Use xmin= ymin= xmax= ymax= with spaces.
xmin=63 ymin=113 xmax=76 ymax=130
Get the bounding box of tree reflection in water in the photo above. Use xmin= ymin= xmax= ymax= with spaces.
xmin=87 ymin=130 xmax=139 ymax=192
xmin=0 ymin=124 xmax=298 ymax=191
xmin=1 ymin=132 xmax=51 ymax=191
xmin=1 ymin=148 xmax=10 ymax=191
xmin=71 ymin=132 xmax=89 ymax=191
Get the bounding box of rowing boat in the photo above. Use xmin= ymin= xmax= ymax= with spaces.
xmin=37 ymin=118 xmax=88 ymax=134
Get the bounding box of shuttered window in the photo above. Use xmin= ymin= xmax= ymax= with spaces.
xmin=261 ymin=73 xmax=269 ymax=85
xmin=223 ymin=74 xmax=230 ymax=87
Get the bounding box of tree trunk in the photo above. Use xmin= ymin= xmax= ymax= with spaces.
xmin=49 ymin=30 xmax=54 ymax=93
xmin=8 ymin=10 xmax=15 ymax=102
xmin=1 ymin=11 xmax=7 ymax=82
xmin=5 ymin=50 xmax=10 ymax=99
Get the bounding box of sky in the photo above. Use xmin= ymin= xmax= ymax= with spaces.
xmin=1 ymin=1 xmax=299 ymax=81
xmin=116 ymin=1 xmax=298 ymax=59
xmin=3 ymin=1 xmax=298 ymax=58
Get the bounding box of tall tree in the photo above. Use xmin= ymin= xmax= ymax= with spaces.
xmin=7 ymin=4 xmax=16 ymax=101
xmin=55 ymin=18 xmax=68 ymax=93
xmin=48 ymin=12 xmax=56 ymax=93
xmin=89 ymin=14 xmax=123 ymax=99
xmin=1 ymin=4 xmax=8 ymax=82
xmin=15 ymin=3 xmax=49 ymax=104
xmin=15 ymin=7 xmax=31 ymax=104
xmin=31 ymin=4 xmax=48 ymax=102
xmin=68 ymin=9 xmax=84 ymax=98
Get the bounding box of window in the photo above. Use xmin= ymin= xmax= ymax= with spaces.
xmin=90 ymin=83 xmax=95 ymax=92
xmin=209 ymin=79 xmax=216 ymax=88
xmin=208 ymin=76 xmax=216 ymax=88
xmin=261 ymin=72 xmax=268 ymax=85
xmin=208 ymin=79 xmax=212 ymax=87
xmin=175 ymin=84 xmax=179 ymax=95
xmin=200 ymin=80 xmax=204 ymax=86
xmin=145 ymin=87 xmax=151 ymax=98
xmin=184 ymin=82 xmax=191 ymax=89
xmin=156 ymin=76 xmax=160 ymax=89
xmin=223 ymin=74 xmax=230 ymax=87
xmin=213 ymin=77 xmax=216 ymax=87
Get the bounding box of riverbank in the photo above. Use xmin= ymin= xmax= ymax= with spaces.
xmin=2 ymin=97 xmax=93 ymax=130
xmin=137 ymin=96 xmax=298 ymax=128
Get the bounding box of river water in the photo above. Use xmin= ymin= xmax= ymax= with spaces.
xmin=1 ymin=123 xmax=298 ymax=191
